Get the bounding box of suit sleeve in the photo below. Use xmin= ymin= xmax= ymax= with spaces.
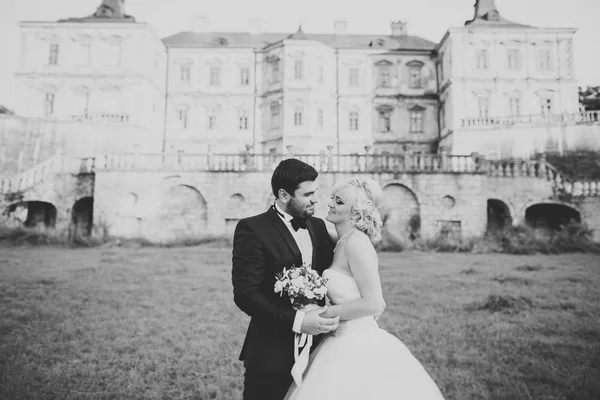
xmin=232 ymin=218 xmax=296 ymax=331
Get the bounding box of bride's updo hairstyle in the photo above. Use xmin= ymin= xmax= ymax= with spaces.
xmin=330 ymin=178 xmax=384 ymax=243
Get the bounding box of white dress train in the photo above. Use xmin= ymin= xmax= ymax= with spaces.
xmin=284 ymin=269 xmax=445 ymax=400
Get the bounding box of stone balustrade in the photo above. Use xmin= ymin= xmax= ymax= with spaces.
xmin=0 ymin=155 xmax=95 ymax=195
xmin=2 ymin=152 xmax=599 ymax=198
xmin=461 ymin=110 xmax=600 ymax=128
xmin=95 ymin=153 xmax=484 ymax=174
xmin=484 ymin=158 xmax=600 ymax=197
xmin=66 ymin=113 xmax=130 ymax=123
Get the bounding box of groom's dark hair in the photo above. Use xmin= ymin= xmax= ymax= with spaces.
xmin=271 ymin=158 xmax=318 ymax=198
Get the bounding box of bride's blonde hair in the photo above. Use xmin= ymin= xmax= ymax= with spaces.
xmin=330 ymin=178 xmax=383 ymax=243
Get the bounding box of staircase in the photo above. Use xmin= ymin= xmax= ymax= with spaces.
xmin=0 ymin=153 xmax=95 ymax=195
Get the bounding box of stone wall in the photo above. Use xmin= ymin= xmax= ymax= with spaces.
xmin=92 ymin=170 xmax=491 ymax=242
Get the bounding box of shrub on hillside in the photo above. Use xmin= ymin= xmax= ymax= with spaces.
xmin=487 ymin=221 xmax=600 ymax=255
xmin=540 ymin=150 xmax=600 ymax=180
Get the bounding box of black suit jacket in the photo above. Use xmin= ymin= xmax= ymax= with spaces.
xmin=232 ymin=207 xmax=335 ymax=373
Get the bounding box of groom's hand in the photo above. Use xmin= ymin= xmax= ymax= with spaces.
xmin=300 ymin=307 xmax=340 ymax=335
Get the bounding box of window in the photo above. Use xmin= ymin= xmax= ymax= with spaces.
xmin=478 ymin=97 xmax=490 ymax=119
xmin=410 ymin=109 xmax=424 ymax=133
xmin=538 ymin=49 xmax=552 ymax=71
xmin=438 ymin=57 xmax=444 ymax=83
xmin=102 ymin=40 xmax=122 ymax=66
xmin=271 ymin=60 xmax=281 ymax=84
xmin=409 ymin=65 xmax=423 ymax=89
xmin=317 ymin=109 xmax=323 ymax=128
xmin=349 ymin=68 xmax=359 ymax=87
xmin=76 ymin=43 xmax=91 ymax=66
xmin=240 ymin=67 xmax=250 ymax=86
xmin=378 ymin=108 xmax=392 ymax=132
xmin=349 ymin=112 xmax=359 ymax=131
xmin=507 ymin=49 xmax=520 ymax=70
xmin=294 ymin=60 xmax=303 ymax=80
xmin=44 ymin=92 xmax=55 ymax=116
xmin=509 ymin=97 xmax=521 ymax=116
xmin=270 ymin=103 xmax=281 ymax=128
xmin=476 ymin=49 xmax=488 ymax=70
xmin=208 ymin=111 xmax=217 ymax=129
xmin=178 ymin=108 xmax=189 ymax=129
xmin=294 ymin=107 xmax=303 ymax=126
xmin=210 ymin=67 xmax=220 ymax=86
xmin=49 ymin=44 xmax=59 ymax=65
xmin=239 ymin=110 xmax=248 ymax=130
xmin=378 ymin=67 xmax=391 ymax=88
xmin=541 ymin=98 xmax=553 ymax=115
xmin=82 ymin=91 xmax=90 ymax=116
xmin=180 ymin=65 xmax=191 ymax=83
xmin=319 ymin=65 xmax=325 ymax=84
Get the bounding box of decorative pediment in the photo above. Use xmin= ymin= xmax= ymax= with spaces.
xmin=535 ymin=89 xmax=555 ymax=98
xmin=72 ymin=85 xmax=90 ymax=94
xmin=40 ymin=84 xmax=57 ymax=93
xmin=205 ymin=58 xmax=222 ymax=66
xmin=103 ymin=35 xmax=124 ymax=44
xmin=408 ymin=104 xmax=426 ymax=112
xmin=100 ymin=85 xmax=121 ymax=93
xmin=37 ymin=33 xmax=62 ymax=43
xmin=205 ymin=103 xmax=222 ymax=111
xmin=341 ymin=104 xmax=361 ymax=112
xmin=374 ymin=59 xmax=393 ymax=67
xmin=499 ymin=39 xmax=523 ymax=46
xmin=503 ymin=89 xmax=521 ymax=97
xmin=288 ymin=51 xmax=305 ymax=59
xmin=174 ymin=57 xmax=193 ymax=65
xmin=265 ymin=54 xmax=281 ymax=63
xmin=343 ymin=59 xmax=362 ymax=67
xmin=406 ymin=60 xmax=425 ymax=68
xmin=376 ymin=104 xmax=395 ymax=112
xmin=73 ymin=34 xmax=92 ymax=44
xmin=471 ymin=89 xmax=491 ymax=98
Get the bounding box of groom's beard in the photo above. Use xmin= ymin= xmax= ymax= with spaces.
xmin=287 ymin=199 xmax=316 ymax=219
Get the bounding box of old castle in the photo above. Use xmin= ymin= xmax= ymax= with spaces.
xmin=1 ymin=0 xmax=599 ymax=243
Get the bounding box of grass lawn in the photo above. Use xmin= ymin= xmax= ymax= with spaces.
xmin=0 ymin=244 xmax=599 ymax=400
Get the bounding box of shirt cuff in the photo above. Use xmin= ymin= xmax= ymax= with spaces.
xmin=292 ymin=310 xmax=305 ymax=333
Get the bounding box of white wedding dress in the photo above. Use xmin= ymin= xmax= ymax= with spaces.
xmin=284 ymin=268 xmax=445 ymax=400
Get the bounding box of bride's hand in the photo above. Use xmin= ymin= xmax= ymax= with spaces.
xmin=319 ymin=305 xmax=339 ymax=319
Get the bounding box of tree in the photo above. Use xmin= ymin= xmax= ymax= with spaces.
xmin=579 ymin=86 xmax=600 ymax=111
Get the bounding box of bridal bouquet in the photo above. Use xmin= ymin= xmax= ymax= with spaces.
xmin=274 ymin=263 xmax=328 ymax=311
xmin=275 ymin=263 xmax=329 ymax=386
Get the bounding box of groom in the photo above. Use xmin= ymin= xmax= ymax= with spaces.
xmin=232 ymin=158 xmax=339 ymax=400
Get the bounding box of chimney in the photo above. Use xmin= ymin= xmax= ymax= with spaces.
xmin=334 ymin=20 xmax=348 ymax=35
xmin=248 ymin=18 xmax=262 ymax=35
xmin=188 ymin=14 xmax=213 ymax=32
xmin=391 ymin=21 xmax=408 ymax=36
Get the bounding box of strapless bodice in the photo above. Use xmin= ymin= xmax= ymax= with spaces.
xmin=323 ymin=269 xmax=378 ymax=334
xmin=323 ymin=268 xmax=362 ymax=304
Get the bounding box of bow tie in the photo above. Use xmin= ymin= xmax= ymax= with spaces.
xmin=291 ymin=217 xmax=307 ymax=231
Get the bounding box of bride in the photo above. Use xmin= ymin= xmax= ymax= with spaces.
xmin=284 ymin=177 xmax=445 ymax=400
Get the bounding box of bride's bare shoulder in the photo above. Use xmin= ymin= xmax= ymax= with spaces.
xmin=345 ymin=231 xmax=375 ymax=254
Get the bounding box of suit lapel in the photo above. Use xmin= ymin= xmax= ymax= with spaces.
xmin=306 ymin=219 xmax=317 ymax=270
xmin=268 ymin=208 xmax=302 ymax=262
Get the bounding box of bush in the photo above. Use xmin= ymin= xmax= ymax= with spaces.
xmin=0 ymin=226 xmax=103 ymax=247
xmin=486 ymin=221 xmax=600 ymax=255
xmin=541 ymin=150 xmax=600 ymax=180
xmin=0 ymin=225 xmax=232 ymax=249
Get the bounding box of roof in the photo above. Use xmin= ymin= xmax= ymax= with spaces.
xmin=464 ymin=18 xmax=532 ymax=29
xmin=162 ymin=31 xmax=437 ymax=51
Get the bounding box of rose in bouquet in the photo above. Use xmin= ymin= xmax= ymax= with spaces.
xmin=274 ymin=263 xmax=328 ymax=311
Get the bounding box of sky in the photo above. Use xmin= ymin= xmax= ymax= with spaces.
xmin=0 ymin=0 xmax=599 ymax=109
